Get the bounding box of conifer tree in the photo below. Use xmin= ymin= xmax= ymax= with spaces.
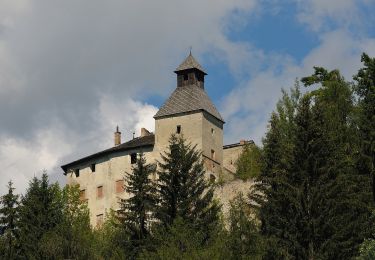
xmin=117 ymin=153 xmax=157 ymax=258
xmin=155 ymin=135 xmax=220 ymax=236
xmin=17 ymin=173 xmax=63 ymax=259
xmin=252 ymin=70 xmax=373 ymax=259
xmin=0 ymin=181 xmax=19 ymax=260
xmin=354 ymin=53 xmax=375 ymax=203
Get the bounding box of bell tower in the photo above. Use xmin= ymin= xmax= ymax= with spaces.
xmin=154 ymin=53 xmax=224 ymax=176
xmin=175 ymin=52 xmax=207 ymax=89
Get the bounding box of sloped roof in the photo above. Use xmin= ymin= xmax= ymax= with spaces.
xmin=61 ymin=134 xmax=155 ymax=173
xmin=175 ymin=53 xmax=207 ymax=74
xmin=154 ymin=84 xmax=224 ymax=122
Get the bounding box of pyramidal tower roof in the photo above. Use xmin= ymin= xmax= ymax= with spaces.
xmin=154 ymin=53 xmax=223 ymax=122
xmin=174 ymin=53 xmax=207 ymax=74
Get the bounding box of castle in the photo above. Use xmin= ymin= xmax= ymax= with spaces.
xmin=61 ymin=53 xmax=252 ymax=226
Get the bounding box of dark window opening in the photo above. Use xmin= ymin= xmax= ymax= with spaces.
xmin=90 ymin=163 xmax=96 ymax=172
xmin=74 ymin=169 xmax=80 ymax=177
xmin=97 ymin=185 xmax=103 ymax=199
xmin=176 ymin=125 xmax=181 ymax=134
xmin=211 ymin=149 xmax=215 ymax=160
xmin=183 ymin=74 xmax=188 ymax=81
xmin=131 ymin=153 xmax=137 ymax=164
xmin=210 ymin=174 xmax=216 ymax=183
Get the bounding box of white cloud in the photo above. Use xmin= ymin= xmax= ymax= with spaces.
xmin=295 ymin=0 xmax=363 ymax=31
xmin=222 ymin=29 xmax=375 ymax=145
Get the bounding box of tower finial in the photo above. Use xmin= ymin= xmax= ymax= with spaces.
xmin=189 ymin=46 xmax=192 ymax=55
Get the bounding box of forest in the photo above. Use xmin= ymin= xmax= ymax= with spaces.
xmin=0 ymin=53 xmax=374 ymax=259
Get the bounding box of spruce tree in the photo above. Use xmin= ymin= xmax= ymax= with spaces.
xmin=252 ymin=70 xmax=373 ymax=259
xmin=354 ymin=53 xmax=375 ymax=203
xmin=155 ymin=135 xmax=220 ymax=236
xmin=17 ymin=173 xmax=63 ymax=259
xmin=0 ymin=181 xmax=19 ymax=260
xmin=117 ymin=153 xmax=157 ymax=258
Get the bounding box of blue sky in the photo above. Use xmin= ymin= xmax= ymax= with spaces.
xmin=0 ymin=0 xmax=375 ymax=193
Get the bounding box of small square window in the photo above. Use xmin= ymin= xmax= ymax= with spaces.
xmin=97 ymin=185 xmax=103 ymax=199
xmin=90 ymin=163 xmax=96 ymax=172
xmin=176 ymin=125 xmax=181 ymax=134
xmin=131 ymin=153 xmax=137 ymax=164
xmin=96 ymin=214 xmax=104 ymax=227
xmin=115 ymin=180 xmax=124 ymax=193
xmin=80 ymin=189 xmax=86 ymax=201
xmin=211 ymin=149 xmax=215 ymax=160
xmin=211 ymin=128 xmax=214 ymax=135
xmin=74 ymin=169 xmax=80 ymax=177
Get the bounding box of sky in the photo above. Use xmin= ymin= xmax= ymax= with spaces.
xmin=1 ymin=0 xmax=375 ymax=195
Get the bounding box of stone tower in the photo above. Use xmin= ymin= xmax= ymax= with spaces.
xmin=154 ymin=53 xmax=224 ymax=177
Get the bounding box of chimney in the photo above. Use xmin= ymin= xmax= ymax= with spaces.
xmin=114 ymin=126 xmax=121 ymax=146
xmin=140 ymin=127 xmax=151 ymax=137
xmin=240 ymin=139 xmax=247 ymax=145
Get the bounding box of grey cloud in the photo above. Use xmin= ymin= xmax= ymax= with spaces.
xmin=0 ymin=0 xmax=257 ymax=194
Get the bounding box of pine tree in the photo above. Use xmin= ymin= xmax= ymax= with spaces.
xmin=155 ymin=135 xmax=220 ymax=237
xmin=354 ymin=53 xmax=375 ymax=203
xmin=117 ymin=153 xmax=157 ymax=258
xmin=0 ymin=181 xmax=19 ymax=260
xmin=17 ymin=172 xmax=63 ymax=259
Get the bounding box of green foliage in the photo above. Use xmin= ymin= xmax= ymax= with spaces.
xmin=141 ymin=217 xmax=207 ymax=259
xmin=141 ymin=217 xmax=228 ymax=260
xmin=252 ymin=69 xmax=373 ymax=259
xmin=17 ymin=172 xmax=63 ymax=259
xmin=0 ymin=181 xmax=19 ymax=260
xmin=354 ymin=53 xmax=375 ymax=203
xmin=358 ymin=239 xmax=375 ymax=260
xmin=57 ymin=184 xmax=96 ymax=259
xmin=226 ymin=193 xmax=264 ymax=259
xmin=93 ymin=210 xmax=126 ymax=260
xmin=155 ymin=135 xmax=220 ymax=234
xmin=117 ymin=153 xmax=157 ymax=259
xmin=236 ymin=144 xmax=262 ymax=180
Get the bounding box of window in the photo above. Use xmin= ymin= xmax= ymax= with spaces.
xmin=115 ymin=180 xmax=124 ymax=193
xmin=131 ymin=153 xmax=137 ymax=164
xmin=96 ymin=214 xmax=104 ymax=227
xmin=211 ymin=149 xmax=215 ymax=160
xmin=210 ymin=174 xmax=216 ymax=183
xmin=211 ymin=128 xmax=215 ymax=135
xmin=90 ymin=163 xmax=96 ymax=172
xmin=183 ymin=74 xmax=188 ymax=81
xmin=176 ymin=125 xmax=181 ymax=134
xmin=97 ymin=185 xmax=103 ymax=199
xmin=79 ymin=189 xmax=86 ymax=201
xmin=74 ymin=169 xmax=80 ymax=177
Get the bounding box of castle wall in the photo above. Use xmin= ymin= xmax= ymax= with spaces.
xmin=66 ymin=146 xmax=155 ymax=226
xmin=223 ymin=144 xmax=245 ymax=174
